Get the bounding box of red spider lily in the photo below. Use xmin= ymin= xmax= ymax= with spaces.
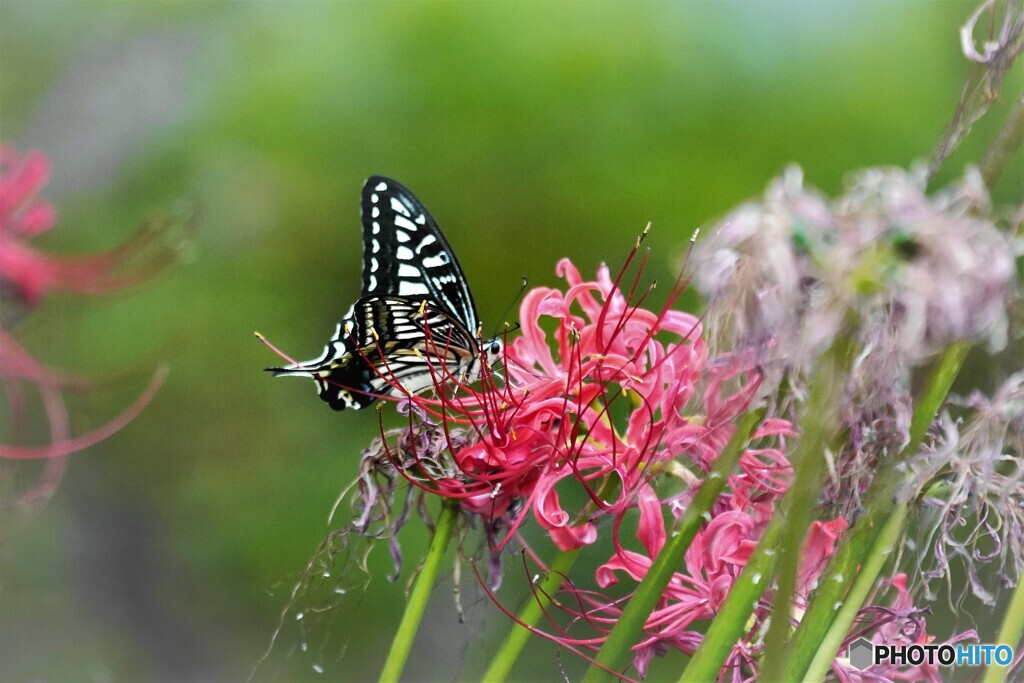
xmin=346 ymin=229 xmax=731 ymax=556
xmin=501 ymin=433 xmax=970 ymax=681
xmin=1 ymin=146 xmax=176 ymax=509
xmin=0 ymin=146 xmax=181 ymax=309
xmin=0 ymin=329 xmax=167 ymax=462
xmin=536 ymin=415 xmax=800 ymax=678
xmin=831 ymin=574 xmax=978 ymax=683
xmin=517 ymin=506 xmax=963 ymax=681
xmin=392 ymin=246 xmax=956 ymax=679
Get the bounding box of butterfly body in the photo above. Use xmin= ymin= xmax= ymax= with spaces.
xmin=271 ymin=177 xmax=499 ymax=410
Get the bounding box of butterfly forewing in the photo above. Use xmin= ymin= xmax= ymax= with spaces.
xmin=361 ymin=176 xmax=480 ymax=335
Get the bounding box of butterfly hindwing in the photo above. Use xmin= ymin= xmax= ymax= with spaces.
xmin=275 ymin=295 xmax=480 ymax=410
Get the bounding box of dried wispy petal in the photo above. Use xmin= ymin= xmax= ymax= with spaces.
xmin=932 ymin=0 xmax=1024 ymax=176
xmin=910 ymin=373 xmax=1024 ymax=605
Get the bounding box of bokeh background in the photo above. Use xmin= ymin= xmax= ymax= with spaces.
xmin=1 ymin=2 xmax=1021 ymax=682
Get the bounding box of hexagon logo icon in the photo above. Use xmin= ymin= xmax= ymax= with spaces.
xmin=848 ymin=637 xmax=874 ymax=671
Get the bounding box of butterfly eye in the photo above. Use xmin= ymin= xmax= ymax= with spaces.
xmin=489 ymin=341 xmax=502 ymax=356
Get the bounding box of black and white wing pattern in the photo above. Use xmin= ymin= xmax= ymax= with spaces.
xmin=360 ymin=176 xmax=480 ymax=335
xmin=269 ymin=176 xmax=497 ymax=411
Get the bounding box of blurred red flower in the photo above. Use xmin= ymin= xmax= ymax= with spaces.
xmin=1 ymin=146 xmax=179 ymax=511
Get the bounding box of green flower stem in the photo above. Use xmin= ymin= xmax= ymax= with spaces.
xmin=981 ymin=92 xmax=1024 ymax=190
xmin=787 ymin=504 xmax=889 ymax=680
xmin=906 ymin=341 xmax=969 ymax=453
xmin=758 ymin=343 xmax=849 ymax=683
xmin=482 ymin=548 xmax=582 ymax=682
xmin=803 ymin=501 xmax=908 ymax=682
xmin=483 ymin=467 xmax=619 ymax=680
xmin=785 ymin=341 xmax=969 ymax=681
xmin=378 ymin=501 xmax=458 ymax=683
xmin=981 ymin=567 xmax=1024 ymax=683
xmin=581 ymin=408 xmax=765 ymax=683
xmin=680 ymin=514 xmax=783 ymax=681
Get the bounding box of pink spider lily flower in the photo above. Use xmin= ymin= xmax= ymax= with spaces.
xmin=0 ymin=146 xmax=181 ymax=311
xmin=832 ymin=574 xmax=978 ymax=683
xmin=478 ymin=372 xmax=957 ymax=682
xmin=544 ymin=503 xmax=967 ymax=681
xmin=585 ymin=432 xmax=800 ymax=677
xmin=539 ymin=505 xmax=963 ymax=681
xmin=340 ymin=234 xmax=796 ymax=564
xmin=358 ymin=232 xmax=727 ymax=555
xmin=0 ymin=328 xmax=166 ymax=463
xmin=1 ymin=146 xmax=176 ymax=509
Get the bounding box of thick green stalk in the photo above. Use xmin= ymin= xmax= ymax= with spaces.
xmin=378 ymin=501 xmax=458 ymax=683
xmin=581 ymin=408 xmax=765 ymax=683
xmin=680 ymin=515 xmax=783 ymax=681
xmin=785 ymin=341 xmax=969 ymax=680
xmin=482 ymin=548 xmax=582 ymax=682
xmin=758 ymin=345 xmax=848 ymax=682
xmin=981 ymin=567 xmax=1024 ymax=683
xmin=803 ymin=502 xmax=908 ymax=682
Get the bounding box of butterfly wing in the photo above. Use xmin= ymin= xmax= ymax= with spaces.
xmin=272 ymin=296 xmax=480 ymax=410
xmin=361 ymin=176 xmax=481 ymax=335
xmin=269 ymin=177 xmax=484 ymax=411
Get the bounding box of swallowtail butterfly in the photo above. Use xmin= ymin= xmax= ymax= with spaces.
xmin=270 ymin=176 xmax=501 ymax=410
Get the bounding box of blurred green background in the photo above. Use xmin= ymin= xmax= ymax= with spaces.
xmin=1 ymin=2 xmax=1021 ymax=682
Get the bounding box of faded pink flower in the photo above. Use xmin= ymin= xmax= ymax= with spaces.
xmin=912 ymin=372 xmax=1024 ymax=605
xmin=692 ymin=164 xmax=1019 ymax=529
xmin=694 ymin=165 xmax=1016 ymax=367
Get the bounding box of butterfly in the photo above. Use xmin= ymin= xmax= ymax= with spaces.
xmin=270 ymin=176 xmax=502 ymax=410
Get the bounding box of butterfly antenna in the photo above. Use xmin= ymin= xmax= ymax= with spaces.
xmin=491 ymin=275 xmax=528 ymax=338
